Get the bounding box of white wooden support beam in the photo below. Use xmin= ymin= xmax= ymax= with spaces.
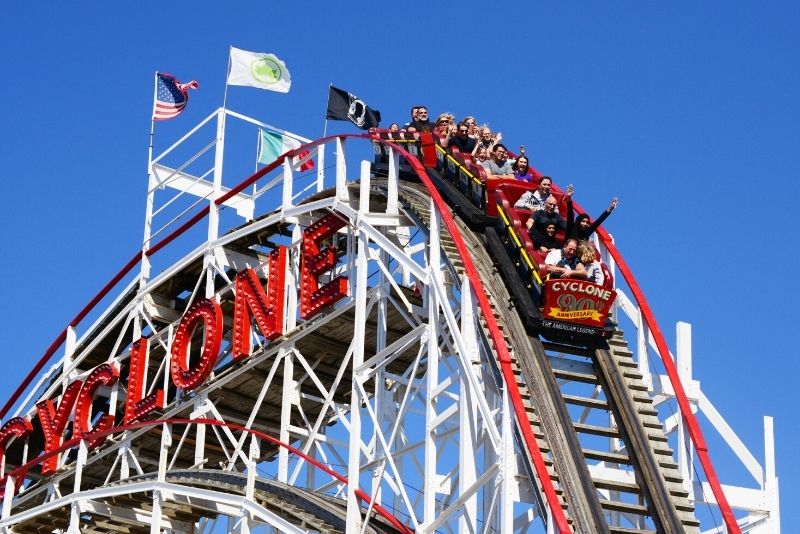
xmin=150 ymin=490 xmax=163 ymax=534
xmin=158 ymin=422 xmax=172 ymax=482
xmin=336 ymin=137 xmax=348 ymax=202
xmin=458 ymin=276 xmax=478 ymax=533
xmin=762 ymin=416 xmax=780 ymax=533
xmin=371 ymin=248 xmax=390 ymax=502
xmin=282 ymin=157 xmax=294 ymax=208
xmin=192 ymin=394 xmax=208 ymax=468
xmin=68 ymin=441 xmax=89 ymax=533
xmin=386 ymin=146 xmax=399 ymax=215
xmin=423 ymin=200 xmax=441 ymax=528
xmin=63 ymin=326 xmax=77 ymax=391
xmin=246 ymin=435 xmax=259 ymax=501
xmin=676 ymin=321 xmax=695 ymax=499
xmin=316 ymin=143 xmax=325 ymax=193
xmin=2 ymin=476 xmax=15 ymax=519
xmin=500 ymin=388 xmax=514 ymax=534
xmin=278 ymin=347 xmax=293 ymax=483
xmin=208 ymin=107 xmax=226 ymax=244
xmin=345 ymin=161 xmax=372 ymax=534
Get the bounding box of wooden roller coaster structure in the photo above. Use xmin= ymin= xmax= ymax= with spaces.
xmin=0 ymin=108 xmax=779 ymax=533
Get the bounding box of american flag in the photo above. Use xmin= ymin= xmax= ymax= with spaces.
xmin=152 ymin=73 xmax=198 ymax=121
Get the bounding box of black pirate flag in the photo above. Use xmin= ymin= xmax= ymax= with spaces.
xmin=326 ymin=85 xmax=381 ymax=130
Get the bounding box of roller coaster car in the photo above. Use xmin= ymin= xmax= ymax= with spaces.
xmin=493 ymin=184 xmax=617 ymax=342
xmin=371 ymin=131 xmax=616 ymax=344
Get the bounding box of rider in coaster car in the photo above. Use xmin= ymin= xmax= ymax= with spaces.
xmin=565 ymin=193 xmax=619 ymax=240
xmin=481 ymin=143 xmax=514 ymax=180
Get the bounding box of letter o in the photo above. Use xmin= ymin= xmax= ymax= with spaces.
xmin=170 ymin=298 xmax=223 ymax=391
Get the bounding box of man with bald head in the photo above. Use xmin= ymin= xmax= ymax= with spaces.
xmin=527 ymin=195 xmax=566 ymax=251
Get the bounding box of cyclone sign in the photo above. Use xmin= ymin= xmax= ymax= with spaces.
xmin=543 ymin=279 xmax=616 ymax=327
xmin=0 ymin=212 xmax=349 ymax=498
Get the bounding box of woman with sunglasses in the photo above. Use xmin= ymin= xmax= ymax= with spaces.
xmin=461 ymin=116 xmax=479 ymax=138
xmin=434 ymin=113 xmax=456 ymax=144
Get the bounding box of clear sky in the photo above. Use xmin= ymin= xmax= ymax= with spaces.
xmin=1 ymin=1 xmax=796 ymax=529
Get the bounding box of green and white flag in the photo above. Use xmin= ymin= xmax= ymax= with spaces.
xmin=258 ymin=129 xmax=314 ymax=170
xmin=228 ymin=47 xmax=291 ymax=93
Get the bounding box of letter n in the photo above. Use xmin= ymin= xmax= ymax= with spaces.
xmin=232 ymin=247 xmax=287 ymax=362
xmin=35 ymin=380 xmax=82 ymax=476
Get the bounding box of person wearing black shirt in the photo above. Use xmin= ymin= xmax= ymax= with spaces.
xmin=534 ymin=223 xmax=561 ymax=253
xmin=406 ymin=106 xmax=434 ymax=133
xmin=566 ymin=195 xmax=619 ymax=240
xmin=448 ymin=122 xmax=477 ymax=153
xmin=528 ymin=196 xmax=566 ymax=251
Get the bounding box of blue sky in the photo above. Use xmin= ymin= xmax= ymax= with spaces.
xmin=1 ymin=1 xmax=796 ymax=529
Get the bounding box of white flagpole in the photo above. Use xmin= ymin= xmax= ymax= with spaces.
xmin=222 ymin=46 xmax=232 ymax=111
xmin=142 ymin=72 xmax=159 ymax=282
xmin=255 ymin=128 xmax=261 ymax=173
xmin=148 ymin=72 xmax=157 ymax=168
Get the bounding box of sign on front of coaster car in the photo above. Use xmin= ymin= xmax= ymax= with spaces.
xmin=541 ymin=278 xmax=617 ymax=336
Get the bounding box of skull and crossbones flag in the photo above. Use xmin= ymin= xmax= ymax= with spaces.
xmin=326 ymin=85 xmax=381 ymax=130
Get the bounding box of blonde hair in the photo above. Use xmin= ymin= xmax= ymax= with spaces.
xmin=436 ymin=113 xmax=455 ymax=124
xmin=578 ymin=241 xmax=596 ymax=264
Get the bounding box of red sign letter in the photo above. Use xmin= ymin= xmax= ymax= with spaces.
xmin=232 ymin=247 xmax=287 ymax=362
xmin=35 ymin=380 xmax=82 ymax=475
xmin=0 ymin=417 xmax=33 ymax=498
xmin=300 ymin=213 xmax=349 ymax=319
xmin=170 ymin=298 xmax=223 ymax=391
xmin=74 ymin=363 xmax=120 ymax=448
xmin=124 ymin=337 xmax=165 ymax=424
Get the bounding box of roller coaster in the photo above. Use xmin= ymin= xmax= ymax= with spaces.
xmin=0 ymin=108 xmax=779 ymax=533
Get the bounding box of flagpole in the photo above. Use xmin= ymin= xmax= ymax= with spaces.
xmin=323 ymin=83 xmax=332 ymax=138
xmin=317 ymin=84 xmax=332 ymax=193
xmin=222 ymin=46 xmax=232 ymax=111
xmin=255 ymin=129 xmax=261 ymax=173
xmin=142 ymin=72 xmax=159 ymax=283
xmin=148 ymin=73 xmax=157 ymax=168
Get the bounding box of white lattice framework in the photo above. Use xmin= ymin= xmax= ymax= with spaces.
xmin=0 ymin=109 xmax=778 ymax=533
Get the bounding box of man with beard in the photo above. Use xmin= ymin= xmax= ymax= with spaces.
xmin=448 ymin=122 xmax=477 ymax=153
xmin=406 ymin=105 xmax=434 ymax=133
